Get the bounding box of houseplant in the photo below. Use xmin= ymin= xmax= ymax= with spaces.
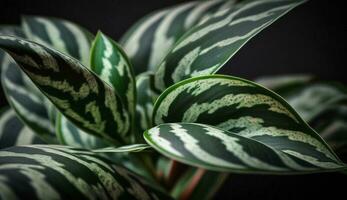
xmin=0 ymin=0 xmax=346 ymax=199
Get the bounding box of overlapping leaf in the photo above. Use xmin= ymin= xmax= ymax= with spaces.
xmin=0 ymin=107 xmax=44 ymax=149
xmin=120 ymin=0 xmax=236 ymax=74
xmin=279 ymin=83 xmax=347 ymax=122
xmin=1 ymin=26 xmax=25 ymax=75
xmin=22 ymin=16 xmax=94 ymax=65
xmin=311 ymin=104 xmax=347 ymax=153
xmin=0 ymin=36 xmax=130 ymax=145
xmin=0 ymin=145 xmax=171 ymax=199
xmin=147 ymin=75 xmax=345 ymax=173
xmin=93 ymin=144 xmax=151 ymax=153
xmin=90 ymin=32 xmax=136 ymax=123
xmin=1 ymin=26 xmax=57 ymax=143
xmin=256 ymin=76 xmax=347 ymax=153
xmin=1 ymin=55 xmax=57 ymax=143
xmin=56 ymin=114 xmax=110 ymax=149
xmin=21 ymin=16 xmax=95 ymax=125
xmin=133 ymin=72 xmax=158 ymax=142
xmin=154 ymin=0 xmax=306 ymax=90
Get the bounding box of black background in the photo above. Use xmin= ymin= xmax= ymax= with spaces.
xmin=1 ymin=0 xmax=346 ymax=199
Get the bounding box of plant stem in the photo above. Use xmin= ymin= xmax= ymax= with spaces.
xmin=179 ymin=168 xmax=206 ymax=200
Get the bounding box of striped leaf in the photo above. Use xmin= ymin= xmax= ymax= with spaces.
xmin=279 ymin=83 xmax=347 ymax=122
xmin=1 ymin=54 xmax=57 ymax=143
xmin=255 ymin=74 xmax=313 ymax=92
xmin=92 ymin=144 xmax=152 ymax=153
xmin=56 ymin=114 xmax=155 ymax=179
xmin=312 ymin=104 xmax=347 ymax=153
xmin=0 ymin=145 xmax=171 ymax=200
xmin=22 ymin=16 xmax=94 ymax=65
xmin=1 ymin=26 xmax=25 ymax=75
xmin=145 ymin=122 xmax=345 ymax=173
xmin=134 ymin=72 xmax=157 ymax=142
xmin=154 ymin=0 xmax=306 ymax=90
xmin=257 ymin=76 xmax=347 ymax=154
xmin=149 ymin=75 xmax=345 ymax=173
xmin=90 ymin=32 xmax=136 ymax=122
xmin=0 ymin=36 xmax=130 ymax=145
xmin=0 ymin=107 xmax=45 ymax=149
xmin=1 ymin=27 xmax=57 ymax=143
xmin=56 ymin=114 xmax=110 ymax=149
xmin=120 ymin=0 xmax=235 ymax=74
xmin=21 ymin=16 xmax=95 ymax=125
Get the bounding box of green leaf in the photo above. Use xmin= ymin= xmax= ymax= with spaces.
xmin=1 ymin=26 xmax=57 ymax=143
xmin=134 ymin=72 xmax=158 ymax=142
xmin=22 ymin=16 xmax=94 ymax=65
xmin=0 ymin=36 xmax=130 ymax=145
xmin=255 ymin=74 xmax=313 ymax=92
xmin=0 ymin=145 xmax=171 ymax=199
xmin=1 ymin=54 xmax=57 ymax=143
xmin=279 ymin=83 xmax=347 ymax=122
xmin=154 ymin=0 xmax=306 ymax=90
xmin=145 ymin=122 xmax=345 ymax=173
xmin=1 ymin=26 xmax=25 ymax=75
xmin=120 ymin=0 xmax=235 ymax=74
xmin=90 ymin=32 xmax=136 ymax=122
xmin=56 ymin=114 xmax=155 ymax=179
xmin=311 ymin=104 xmax=347 ymax=153
xmin=148 ymin=75 xmax=345 ymax=173
xmin=92 ymin=144 xmax=152 ymax=153
xmin=56 ymin=114 xmax=111 ymax=149
xmin=257 ymin=76 xmax=347 ymax=154
xmin=0 ymin=107 xmax=44 ymax=149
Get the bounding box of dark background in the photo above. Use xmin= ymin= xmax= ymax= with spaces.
xmin=1 ymin=0 xmax=346 ymax=199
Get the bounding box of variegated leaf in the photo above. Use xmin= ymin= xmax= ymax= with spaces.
xmin=90 ymin=32 xmax=136 ymax=122
xmin=92 ymin=144 xmax=152 ymax=153
xmin=311 ymin=104 xmax=347 ymax=153
xmin=145 ymin=122 xmax=345 ymax=173
xmin=255 ymin=74 xmax=313 ymax=92
xmin=1 ymin=54 xmax=57 ymax=143
xmin=134 ymin=72 xmax=158 ymax=142
xmin=258 ymin=76 xmax=347 ymax=154
xmin=56 ymin=114 xmax=155 ymax=179
xmin=22 ymin=16 xmax=94 ymax=65
xmin=149 ymin=75 xmax=345 ymax=173
xmin=155 ymin=0 xmax=306 ymax=90
xmin=0 ymin=107 xmax=45 ymax=149
xmin=1 ymin=27 xmax=57 ymax=143
xmin=279 ymin=83 xmax=347 ymax=122
xmin=0 ymin=145 xmax=171 ymax=200
xmin=0 ymin=36 xmax=130 ymax=145
xmin=56 ymin=114 xmax=110 ymax=149
xmin=1 ymin=26 xmax=25 ymax=75
xmin=120 ymin=0 xmax=235 ymax=74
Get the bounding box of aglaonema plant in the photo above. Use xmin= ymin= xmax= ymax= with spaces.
xmin=0 ymin=0 xmax=346 ymax=199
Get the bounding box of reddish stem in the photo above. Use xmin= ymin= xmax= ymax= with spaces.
xmin=179 ymin=168 xmax=206 ymax=200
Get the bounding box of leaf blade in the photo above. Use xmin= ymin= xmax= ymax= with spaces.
xmin=0 ymin=107 xmax=45 ymax=149
xmin=0 ymin=35 xmax=130 ymax=145
xmin=145 ymin=122 xmax=345 ymax=173
xmin=90 ymin=32 xmax=136 ymax=123
xmin=155 ymin=0 xmax=306 ymax=90
xmin=0 ymin=145 xmax=171 ymax=199
xmin=22 ymin=16 xmax=94 ymax=65
xmin=149 ymin=75 xmax=344 ymax=173
xmin=120 ymin=0 xmax=234 ymax=74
